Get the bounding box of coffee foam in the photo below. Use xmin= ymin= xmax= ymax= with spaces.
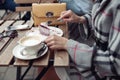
xmin=20 ymin=36 xmax=41 ymax=46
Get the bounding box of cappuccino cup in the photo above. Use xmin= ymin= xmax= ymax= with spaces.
xmin=18 ymin=35 xmax=43 ymax=56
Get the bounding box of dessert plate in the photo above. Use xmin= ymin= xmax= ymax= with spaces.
xmin=26 ymin=27 xmax=63 ymax=41
xmin=39 ymin=25 xmax=63 ymax=36
xmin=49 ymin=27 xmax=63 ymax=36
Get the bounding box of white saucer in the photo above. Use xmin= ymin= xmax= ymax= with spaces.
xmin=49 ymin=27 xmax=63 ymax=36
xmin=13 ymin=44 xmax=48 ymax=60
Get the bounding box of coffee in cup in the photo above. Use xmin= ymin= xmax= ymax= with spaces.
xmin=18 ymin=35 xmax=43 ymax=56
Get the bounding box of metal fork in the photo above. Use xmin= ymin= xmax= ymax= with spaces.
xmin=47 ymin=19 xmax=63 ymax=25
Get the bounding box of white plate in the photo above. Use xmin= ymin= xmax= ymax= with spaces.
xmin=49 ymin=27 xmax=63 ymax=36
xmin=25 ymin=27 xmax=63 ymax=43
xmin=13 ymin=44 xmax=48 ymax=60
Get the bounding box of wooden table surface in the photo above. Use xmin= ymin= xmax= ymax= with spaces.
xmin=0 ymin=20 xmax=69 ymax=67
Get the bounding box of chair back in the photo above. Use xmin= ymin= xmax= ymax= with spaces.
xmin=15 ymin=0 xmax=57 ymax=12
xmin=14 ymin=0 xmax=57 ymax=19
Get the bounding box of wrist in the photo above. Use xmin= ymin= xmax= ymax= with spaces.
xmin=78 ymin=16 xmax=86 ymax=24
xmin=64 ymin=38 xmax=68 ymax=50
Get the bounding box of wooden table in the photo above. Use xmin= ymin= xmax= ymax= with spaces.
xmin=0 ymin=20 xmax=69 ymax=80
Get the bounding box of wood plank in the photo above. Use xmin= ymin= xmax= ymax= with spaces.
xmin=0 ymin=20 xmax=25 ymax=66
xmin=2 ymin=12 xmax=13 ymax=20
xmin=7 ymin=12 xmax=19 ymax=20
xmin=0 ymin=20 xmax=4 ymax=24
xmin=14 ymin=59 xmax=29 ymax=66
xmin=13 ymin=12 xmax=26 ymax=19
xmin=2 ymin=11 xmax=26 ymax=20
xmin=0 ymin=20 xmax=14 ymax=32
xmin=0 ymin=31 xmax=27 ymax=66
xmin=0 ymin=38 xmax=10 ymax=52
xmin=0 ymin=20 xmax=24 ymax=52
xmin=0 ymin=10 xmax=6 ymax=19
xmin=12 ymin=20 xmax=25 ymax=26
xmin=0 ymin=38 xmax=13 ymax=66
xmin=33 ymin=51 xmax=50 ymax=67
xmin=0 ymin=20 xmax=15 ymax=52
xmin=16 ymin=7 xmax=32 ymax=12
xmin=54 ymin=50 xmax=69 ymax=67
xmin=14 ymin=0 xmax=39 ymax=4
xmin=14 ymin=0 xmax=55 ymax=4
xmin=25 ymin=19 xmax=34 ymax=28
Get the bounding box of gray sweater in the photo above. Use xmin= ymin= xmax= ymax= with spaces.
xmin=66 ymin=0 xmax=120 ymax=80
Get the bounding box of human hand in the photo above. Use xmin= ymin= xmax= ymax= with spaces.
xmin=45 ymin=35 xmax=68 ymax=50
xmin=57 ymin=10 xmax=80 ymax=23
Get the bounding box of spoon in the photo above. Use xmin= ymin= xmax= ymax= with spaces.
xmin=37 ymin=42 xmax=47 ymax=57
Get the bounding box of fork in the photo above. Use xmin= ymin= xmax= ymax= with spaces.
xmin=47 ymin=19 xmax=63 ymax=25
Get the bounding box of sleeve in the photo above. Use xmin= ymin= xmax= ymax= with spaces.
xmin=66 ymin=4 xmax=120 ymax=79
xmin=66 ymin=39 xmax=95 ymax=79
xmin=82 ymin=13 xmax=93 ymax=39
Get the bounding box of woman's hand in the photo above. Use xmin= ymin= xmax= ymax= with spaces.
xmin=45 ymin=35 xmax=68 ymax=50
xmin=57 ymin=10 xmax=86 ymax=23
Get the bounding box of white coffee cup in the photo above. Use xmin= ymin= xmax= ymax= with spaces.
xmin=18 ymin=35 xmax=43 ymax=56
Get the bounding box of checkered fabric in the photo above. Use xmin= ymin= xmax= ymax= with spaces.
xmin=65 ymin=0 xmax=120 ymax=80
